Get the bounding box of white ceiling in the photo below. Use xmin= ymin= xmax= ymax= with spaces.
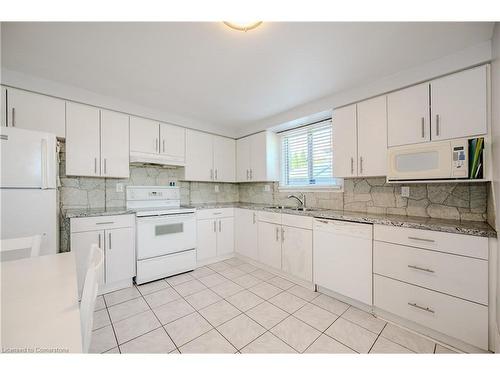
xmin=1 ymin=22 xmax=495 ymax=135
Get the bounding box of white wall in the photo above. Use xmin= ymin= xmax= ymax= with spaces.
xmin=1 ymin=68 xmax=237 ymax=138
xmin=491 ymin=22 xmax=500 ymax=342
xmin=240 ymin=40 xmax=492 ymax=137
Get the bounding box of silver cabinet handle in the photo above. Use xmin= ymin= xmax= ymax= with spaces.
xmin=408 ymin=236 xmax=435 ymax=243
xmin=94 ymin=158 xmax=98 ymax=174
xmin=108 ymin=232 xmax=112 ymax=250
xmin=408 ymin=302 xmax=435 ymax=314
xmin=435 ymin=114 xmax=440 ymax=136
xmin=421 ymin=117 xmax=425 ymax=138
xmin=215 ymin=169 xmax=218 ymax=180
xmin=96 ymin=221 xmax=114 ymax=225
xmin=252 ymin=212 xmax=256 ymax=224
xmin=162 ymin=139 xmax=165 ymax=153
xmin=246 ymin=170 xmax=249 ymax=180
xmin=11 ymin=108 xmax=15 ymax=127
xmin=317 ymin=219 xmax=329 ymax=224
xmin=275 ymin=226 xmax=279 ymax=241
xmin=249 ymin=169 xmax=253 ymax=180
xmin=98 ymin=233 xmax=101 ymax=248
xmin=219 ymin=220 xmax=222 ymax=232
xmin=104 ymin=158 xmax=107 ymax=175
xmin=359 ymin=156 xmax=363 ymax=174
xmin=281 ymin=227 xmax=285 ymax=243
xmin=350 ymin=157 xmax=354 ymax=174
xmin=213 ymin=220 xmax=217 ymax=232
xmin=155 ymin=138 xmax=159 ymax=152
xmin=210 ymin=169 xmax=214 ymax=180
xmin=408 ymin=264 xmax=435 ymax=273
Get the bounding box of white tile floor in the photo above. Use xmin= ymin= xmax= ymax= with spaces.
xmin=90 ymin=257 xmax=460 ymax=354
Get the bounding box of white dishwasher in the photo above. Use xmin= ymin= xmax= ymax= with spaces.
xmin=313 ymin=218 xmax=373 ymax=305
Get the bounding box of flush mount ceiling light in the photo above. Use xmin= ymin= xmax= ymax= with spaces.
xmin=223 ymin=21 xmax=262 ymax=32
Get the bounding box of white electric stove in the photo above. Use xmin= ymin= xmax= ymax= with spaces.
xmin=126 ymin=186 xmax=197 ymax=284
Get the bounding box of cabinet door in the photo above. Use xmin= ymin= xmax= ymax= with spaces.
xmin=357 ymin=96 xmax=387 ymax=177
xmin=430 ymin=65 xmax=487 ymax=141
xmin=236 ymin=136 xmax=251 ymax=182
xmin=197 ymin=219 xmax=217 ymax=261
xmin=130 ymin=116 xmax=159 ymax=155
xmin=185 ymin=130 xmax=214 ymax=181
xmin=100 ymin=110 xmax=130 ymax=178
xmin=387 ymin=83 xmax=430 ymax=147
xmin=213 ymin=136 xmax=236 ymax=182
xmin=332 ymin=104 xmax=357 ymax=177
xmin=217 ymin=217 xmax=234 ymax=256
xmin=235 ymin=209 xmax=258 ymax=260
xmin=66 ymin=102 xmax=101 ymax=177
xmin=250 ymin=132 xmax=278 ymax=182
xmin=6 ymin=88 xmax=66 ymax=137
xmin=105 ymin=227 xmax=135 ymax=285
xmin=282 ymin=226 xmax=312 ymax=282
xmin=70 ymin=229 xmax=105 ymax=297
xmin=258 ymin=221 xmax=282 ymax=270
xmin=160 ymin=123 xmax=185 ymax=163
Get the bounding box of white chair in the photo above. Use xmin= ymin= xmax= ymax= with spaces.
xmin=0 ymin=235 xmax=42 ymax=261
xmin=80 ymin=244 xmax=104 ymax=353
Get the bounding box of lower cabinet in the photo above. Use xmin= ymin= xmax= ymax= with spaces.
xmin=196 ymin=208 xmax=234 ymax=263
xmin=282 ymin=225 xmax=313 ymax=282
xmin=258 ymin=221 xmax=282 ymax=269
xmin=234 ymin=208 xmax=258 ymax=261
xmin=70 ymin=214 xmax=135 ymax=296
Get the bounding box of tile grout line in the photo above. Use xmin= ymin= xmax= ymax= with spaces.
xmin=367 ymin=322 xmax=388 ymax=354
xmin=102 ymin=293 xmax=122 ymax=354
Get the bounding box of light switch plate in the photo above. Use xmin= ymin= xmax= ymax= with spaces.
xmin=116 ymin=183 xmax=124 ymax=193
xmin=214 ymin=185 xmax=220 ymax=193
xmin=401 ymin=186 xmax=410 ymax=198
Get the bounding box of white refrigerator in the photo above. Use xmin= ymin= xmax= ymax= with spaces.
xmin=1 ymin=127 xmax=59 ymax=254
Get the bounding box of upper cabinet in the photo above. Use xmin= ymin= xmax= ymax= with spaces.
xmin=184 ymin=129 xmax=236 ymax=182
xmin=66 ymin=102 xmax=130 ymax=178
xmin=2 ymin=87 xmax=66 ymax=138
xmin=430 ymin=65 xmax=487 ymax=141
xmin=129 ymin=117 xmax=185 ymax=166
xmin=387 ymin=83 xmax=430 ymax=147
xmin=333 ymin=95 xmax=387 ymax=178
xmin=388 ymin=65 xmax=488 ymax=147
xmin=236 ymin=131 xmax=279 ymax=182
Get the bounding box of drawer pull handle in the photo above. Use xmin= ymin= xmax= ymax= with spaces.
xmin=96 ymin=221 xmax=114 ymax=225
xmin=408 ymin=302 xmax=435 ymax=314
xmin=212 ymin=212 xmax=222 ymax=215
xmin=408 ymin=236 xmax=435 ymax=243
xmin=316 ymin=219 xmax=329 ymax=224
xmin=408 ymin=264 xmax=435 ymax=273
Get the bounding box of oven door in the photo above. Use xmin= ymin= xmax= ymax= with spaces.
xmin=136 ymin=213 xmax=196 ymax=260
xmin=387 ymin=141 xmax=452 ymax=181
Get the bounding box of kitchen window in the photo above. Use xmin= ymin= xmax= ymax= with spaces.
xmin=280 ymin=119 xmax=342 ymax=190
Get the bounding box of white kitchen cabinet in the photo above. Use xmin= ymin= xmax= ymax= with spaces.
xmin=213 ymin=136 xmax=236 ymax=182
xmin=70 ymin=214 xmax=135 ymax=296
xmin=236 ymin=131 xmax=279 ymax=182
xmin=66 ymin=103 xmax=130 ymax=178
xmin=160 ymin=122 xmax=185 ymax=163
xmin=430 ymin=65 xmax=487 ymax=141
xmin=185 ymin=130 xmax=236 ymax=182
xmin=196 ymin=219 xmax=217 ymax=261
xmin=235 ymin=209 xmax=258 ymax=261
xmin=282 ymin=225 xmax=312 ymax=282
xmin=65 ymin=102 xmax=101 ymax=177
xmin=258 ymin=221 xmax=282 ymax=269
xmin=196 ymin=209 xmax=235 ymax=263
xmin=357 ymin=96 xmax=387 ymax=176
xmin=2 ymin=87 xmax=66 ymax=138
xmin=100 ymin=110 xmax=130 ymax=178
xmin=333 ymin=104 xmax=357 ymax=177
xmin=130 ymin=116 xmax=159 ymax=155
xmin=387 ymin=83 xmax=430 ymax=147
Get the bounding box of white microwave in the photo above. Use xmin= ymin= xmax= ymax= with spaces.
xmin=387 ymin=139 xmax=469 ymax=181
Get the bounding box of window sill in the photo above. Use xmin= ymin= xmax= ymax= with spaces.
xmin=278 ymin=185 xmax=343 ymax=193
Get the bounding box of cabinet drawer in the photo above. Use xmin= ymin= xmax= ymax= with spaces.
xmin=196 ymin=208 xmax=234 ymax=220
xmin=257 ymin=211 xmax=281 ymax=224
xmin=70 ymin=214 xmax=135 ymax=233
xmin=282 ymin=214 xmax=312 ymax=229
xmin=136 ymin=249 xmax=196 ymax=285
xmin=374 ymin=241 xmax=488 ymax=305
xmin=374 ymin=225 xmax=488 ymax=260
xmin=374 ymin=275 xmax=488 ymax=350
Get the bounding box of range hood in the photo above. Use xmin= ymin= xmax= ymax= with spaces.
xmin=130 ymin=151 xmax=185 ymax=167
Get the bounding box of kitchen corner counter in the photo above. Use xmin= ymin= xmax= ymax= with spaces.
xmin=194 ymin=202 xmax=497 ymax=238
xmin=62 ymin=207 xmax=135 ymax=219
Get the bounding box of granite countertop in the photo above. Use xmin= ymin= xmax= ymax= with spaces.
xmin=63 ymin=202 xmax=497 ymax=238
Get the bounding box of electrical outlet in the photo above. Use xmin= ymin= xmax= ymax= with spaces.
xmin=214 ymin=185 xmax=220 ymax=193
xmin=401 ymin=186 xmax=410 ymax=198
xmin=116 ymin=183 xmax=124 ymax=193
xmin=264 ymin=184 xmax=271 ymax=192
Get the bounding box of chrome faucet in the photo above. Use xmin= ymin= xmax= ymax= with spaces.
xmin=287 ymin=193 xmax=306 ymax=210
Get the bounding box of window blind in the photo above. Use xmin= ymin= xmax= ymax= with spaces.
xmin=281 ymin=120 xmax=339 ymax=188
